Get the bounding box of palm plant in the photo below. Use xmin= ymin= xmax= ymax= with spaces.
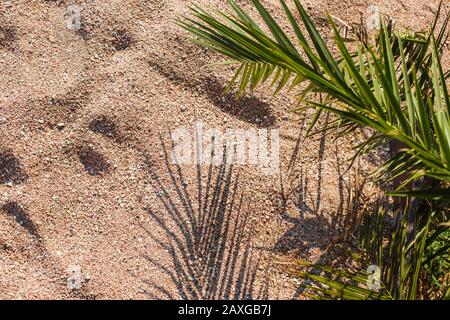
xmin=291 ymin=203 xmax=447 ymax=300
xmin=178 ymin=0 xmax=450 ymax=299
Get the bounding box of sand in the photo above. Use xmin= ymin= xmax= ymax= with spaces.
xmin=0 ymin=0 xmax=446 ymax=299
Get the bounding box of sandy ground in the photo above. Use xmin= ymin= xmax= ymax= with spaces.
xmin=0 ymin=0 xmax=447 ymax=299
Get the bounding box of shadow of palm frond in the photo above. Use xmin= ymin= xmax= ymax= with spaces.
xmin=141 ymin=137 xmax=270 ymax=300
xmin=147 ymin=38 xmax=276 ymax=128
xmin=273 ymin=128 xmax=382 ymax=298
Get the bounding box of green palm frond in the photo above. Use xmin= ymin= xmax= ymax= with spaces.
xmin=293 ymin=205 xmax=447 ymax=300
xmin=178 ymin=0 xmax=450 ymax=188
xmin=178 ymin=0 xmax=450 ymax=300
xmin=291 ymin=260 xmax=392 ymax=300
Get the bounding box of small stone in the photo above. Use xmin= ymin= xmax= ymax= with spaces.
xmin=180 ymin=105 xmax=186 ymax=112
xmin=156 ymin=191 xmax=165 ymax=197
xmin=57 ymin=123 xmax=65 ymax=130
